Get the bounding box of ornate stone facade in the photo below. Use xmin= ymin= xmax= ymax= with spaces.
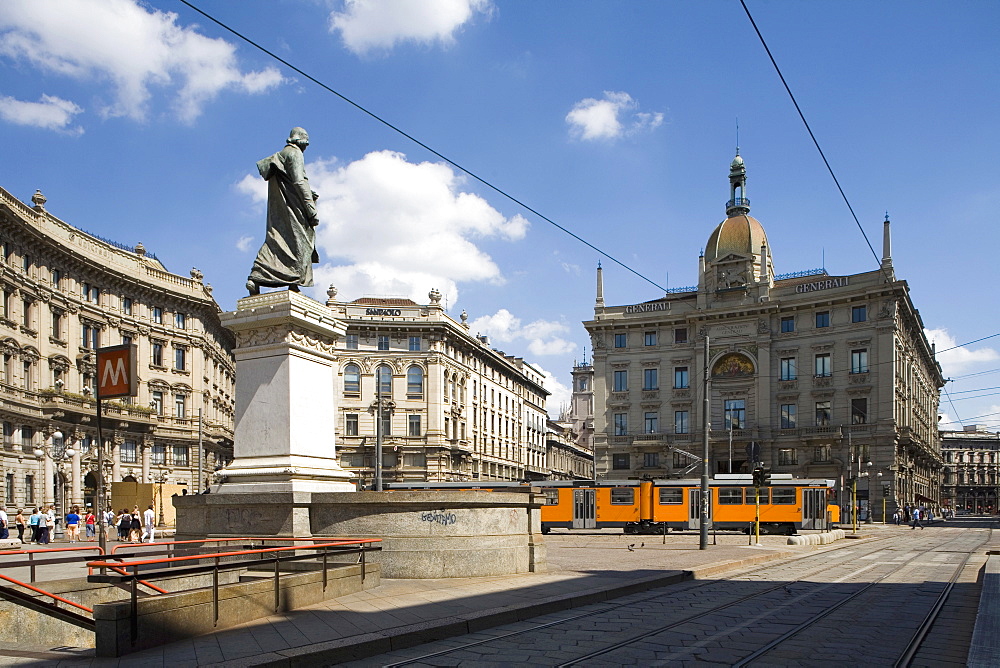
xmin=325 ymin=292 xmax=548 ymax=484
xmin=941 ymin=425 xmax=1000 ymax=512
xmin=583 ymin=155 xmax=944 ymax=517
xmin=0 ymin=186 xmax=234 ymax=515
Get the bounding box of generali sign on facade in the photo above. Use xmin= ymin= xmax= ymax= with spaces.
xmin=97 ymin=344 xmax=137 ymax=398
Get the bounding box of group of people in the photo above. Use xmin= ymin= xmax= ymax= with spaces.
xmin=892 ymin=504 xmax=940 ymax=529
xmin=114 ymin=505 xmax=156 ymax=543
xmin=0 ymin=504 xmax=157 ymax=544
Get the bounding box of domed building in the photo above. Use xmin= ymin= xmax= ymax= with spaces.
xmin=583 ymin=153 xmax=944 ymax=520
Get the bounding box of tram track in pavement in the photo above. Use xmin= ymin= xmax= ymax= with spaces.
xmin=361 ymin=529 xmax=986 ymax=667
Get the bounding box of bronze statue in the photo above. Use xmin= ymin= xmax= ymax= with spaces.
xmin=246 ymin=127 xmax=319 ymax=296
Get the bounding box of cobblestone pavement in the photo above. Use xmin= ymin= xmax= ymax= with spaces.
xmin=0 ymin=521 xmax=994 ymax=666
xmin=343 ymin=523 xmax=996 ymax=667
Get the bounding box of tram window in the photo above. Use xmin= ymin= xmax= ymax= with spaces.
xmin=718 ymin=487 xmax=743 ymax=504
xmin=542 ymin=489 xmax=560 ymax=505
xmin=658 ymin=488 xmax=683 ymax=505
xmin=772 ymin=488 xmax=796 ymax=504
xmin=746 ymin=487 xmax=769 ymax=503
xmin=610 ymin=488 xmax=635 ymax=505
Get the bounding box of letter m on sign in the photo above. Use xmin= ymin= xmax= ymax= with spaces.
xmin=97 ymin=344 xmax=137 ymax=399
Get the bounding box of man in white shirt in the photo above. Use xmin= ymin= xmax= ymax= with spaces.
xmin=0 ymin=508 xmax=8 ymax=540
xmin=143 ymin=504 xmax=156 ymax=543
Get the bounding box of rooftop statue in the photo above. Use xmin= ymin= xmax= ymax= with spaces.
xmin=246 ymin=127 xmax=319 ymax=296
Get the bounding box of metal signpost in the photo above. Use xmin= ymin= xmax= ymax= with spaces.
xmin=700 ymin=335 xmax=710 ymax=550
xmin=95 ymin=344 xmax=137 ymax=553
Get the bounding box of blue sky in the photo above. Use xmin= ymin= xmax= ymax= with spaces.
xmin=1 ymin=1 xmax=998 ymax=428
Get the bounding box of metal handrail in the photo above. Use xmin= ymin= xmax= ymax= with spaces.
xmin=108 ymin=536 xmax=335 ymax=555
xmin=0 ymin=572 xmax=94 ymax=614
xmin=0 ymin=545 xmax=106 ymax=581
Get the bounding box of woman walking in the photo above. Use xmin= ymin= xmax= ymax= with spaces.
xmin=65 ymin=506 xmax=80 ymax=543
xmin=14 ymin=509 xmax=25 ymax=543
xmin=84 ymin=509 xmax=96 ymax=541
xmin=117 ymin=509 xmax=130 ymax=542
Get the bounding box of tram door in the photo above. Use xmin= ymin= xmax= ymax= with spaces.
xmin=688 ymin=489 xmax=712 ymax=530
xmin=573 ymin=489 xmax=596 ymax=529
xmin=801 ymin=488 xmax=827 ymax=530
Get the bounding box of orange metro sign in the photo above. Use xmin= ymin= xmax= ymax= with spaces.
xmin=96 ymin=344 xmax=137 ymax=399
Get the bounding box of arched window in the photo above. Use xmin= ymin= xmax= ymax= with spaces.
xmin=407 ymin=366 xmax=424 ymax=396
xmin=377 ymin=365 xmax=392 ymax=396
xmin=344 ymin=364 xmax=360 ymax=394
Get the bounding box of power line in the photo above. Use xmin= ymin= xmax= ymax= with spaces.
xmin=935 ymin=332 xmax=1000 ymax=355
xmin=942 ymin=385 xmax=963 ymax=427
xmin=176 ymin=0 xmax=667 ymax=294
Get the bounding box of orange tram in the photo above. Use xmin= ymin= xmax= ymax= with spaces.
xmin=385 ymin=475 xmax=839 ymax=536
xmin=538 ymin=475 xmax=839 ymax=535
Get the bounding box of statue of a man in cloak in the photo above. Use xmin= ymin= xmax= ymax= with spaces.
xmin=246 ymin=127 xmax=319 ymax=295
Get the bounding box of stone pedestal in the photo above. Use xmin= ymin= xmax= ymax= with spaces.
xmin=214 ymin=291 xmax=354 ymax=495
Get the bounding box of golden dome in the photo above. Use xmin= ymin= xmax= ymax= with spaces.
xmin=704 ymin=214 xmax=769 ymax=263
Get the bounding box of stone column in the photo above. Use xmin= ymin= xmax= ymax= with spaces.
xmin=140 ymin=439 xmax=150 ymax=483
xmin=43 ymin=452 xmax=55 ymax=508
xmin=70 ymin=440 xmax=82 ymax=508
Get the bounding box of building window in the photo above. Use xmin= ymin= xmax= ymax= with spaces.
xmin=814 ymin=444 xmax=831 ymax=462
xmin=151 ymin=444 xmax=166 ymax=464
xmin=780 ymin=316 xmax=794 ymax=333
xmin=643 ymin=452 xmax=660 ymax=468
xmin=119 ymin=441 xmax=137 ymax=464
xmin=51 ymin=268 xmax=61 ymax=287
xmin=2 ymin=290 xmax=11 ymax=320
xmin=674 ymin=410 xmax=689 ymax=434
xmin=406 ymin=366 xmax=424 ymax=396
xmin=644 ymin=331 xmax=657 ymax=346
xmin=2 ymin=421 xmax=12 ymax=448
xmin=408 ymin=336 xmax=421 ymax=351
xmin=377 ymin=365 xmax=392 ymax=396
xmin=175 ymin=394 xmax=187 ymax=419
xmin=22 ymin=360 xmax=34 ymax=391
xmin=346 ymin=334 xmax=358 ymax=350
xmin=815 ymin=401 xmax=832 ymax=426
xmin=778 ymin=448 xmax=798 ymax=466
xmin=175 ymin=312 xmax=186 ymax=329
xmin=614 ymin=333 xmax=627 ymax=348
xmin=780 ymin=357 xmax=797 ymax=381
xmin=612 ymin=454 xmax=630 ymax=470
xmin=851 ymin=398 xmax=868 ymax=425
xmin=852 ymin=305 xmax=867 ymax=323
xmin=152 ymin=391 xmax=164 ymax=415
xmin=173 ymin=445 xmax=189 ymax=467
xmin=675 ymin=328 xmax=688 ymax=344
xmin=24 ymin=475 xmax=34 ymax=503
xmin=613 ymin=413 xmax=628 ymax=436
xmin=153 ymin=306 xmax=163 ymax=324
xmin=643 ymin=368 xmax=658 ymax=391
xmin=724 ymin=399 xmax=745 ymax=429
xmin=408 ymin=414 xmax=421 ymax=437
xmin=82 ymin=323 xmax=99 ymax=349
xmin=851 ymin=349 xmax=868 ymax=374
xmin=174 ymin=347 xmax=186 ymax=371
xmin=379 ymin=409 xmax=391 ymax=436
xmin=345 ymin=413 xmax=359 ymax=436
xmin=815 ymin=311 xmax=830 ymax=328
xmin=51 ymin=312 xmax=62 ymax=340
xmin=22 ymin=255 xmax=31 ymax=273
xmin=780 ymin=403 xmax=797 ymax=429
xmin=377 ymin=335 xmax=389 ymax=351
xmin=122 ymin=334 xmax=132 ymax=347
xmin=121 ymin=296 xmax=132 ymax=315
xmin=814 ymin=353 xmax=831 ymax=377
xmin=613 ymin=370 xmax=628 ymax=392
xmin=674 ymin=366 xmax=689 ymax=389
xmin=5 ymin=472 xmax=13 ymax=504
xmin=21 ymin=299 xmax=32 ymax=329
xmin=152 ymin=343 xmax=164 ymax=367
xmin=644 ymin=412 xmax=658 ymax=433
xmin=343 ymin=364 xmax=360 ymax=394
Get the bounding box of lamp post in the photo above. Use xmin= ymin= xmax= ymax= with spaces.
xmin=150 ymin=469 xmax=171 ymax=526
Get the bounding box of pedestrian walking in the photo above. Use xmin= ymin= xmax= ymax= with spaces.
xmin=28 ymin=508 xmax=40 ymax=543
xmin=117 ymin=509 xmax=130 ymax=542
xmin=143 ymin=504 xmax=155 ymax=543
xmin=14 ymin=509 xmax=25 ymax=543
xmin=129 ymin=506 xmax=142 ymax=543
xmin=65 ymin=506 xmax=80 ymax=543
xmin=911 ymin=506 xmax=924 ymax=530
xmin=84 ymin=510 xmax=96 ymax=541
xmin=38 ymin=506 xmax=54 ymax=544
xmin=0 ymin=507 xmax=8 ymax=540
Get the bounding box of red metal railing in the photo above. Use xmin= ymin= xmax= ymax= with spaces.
xmin=0 ymin=572 xmax=94 ymax=614
xmin=0 ymin=545 xmax=106 ymax=580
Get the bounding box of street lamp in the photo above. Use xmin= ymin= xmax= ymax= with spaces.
xmin=150 ymin=469 xmax=171 ymax=526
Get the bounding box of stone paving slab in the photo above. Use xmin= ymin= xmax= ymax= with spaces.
xmin=0 ymin=528 xmax=886 ymax=666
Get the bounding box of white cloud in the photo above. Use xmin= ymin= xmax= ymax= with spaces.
xmin=0 ymin=0 xmax=282 ymax=122
xmin=925 ymin=328 xmax=1000 ymax=378
xmin=535 ymin=364 xmax=571 ymax=419
xmin=470 ymin=309 xmax=576 ymax=358
xmin=0 ymin=94 xmax=83 ymax=133
xmin=236 ymin=149 xmax=527 ymax=304
xmin=330 ymin=0 xmax=492 ymax=55
xmin=566 ymin=91 xmax=664 ymax=141
xmin=236 ymin=235 xmax=255 ymax=252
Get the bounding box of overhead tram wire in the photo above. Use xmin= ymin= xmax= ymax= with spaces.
xmin=175 ymin=0 xmax=666 ymax=294
xmin=739 ymin=0 xmax=1000 ymax=375
xmin=942 ymin=385 xmax=964 ymax=427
